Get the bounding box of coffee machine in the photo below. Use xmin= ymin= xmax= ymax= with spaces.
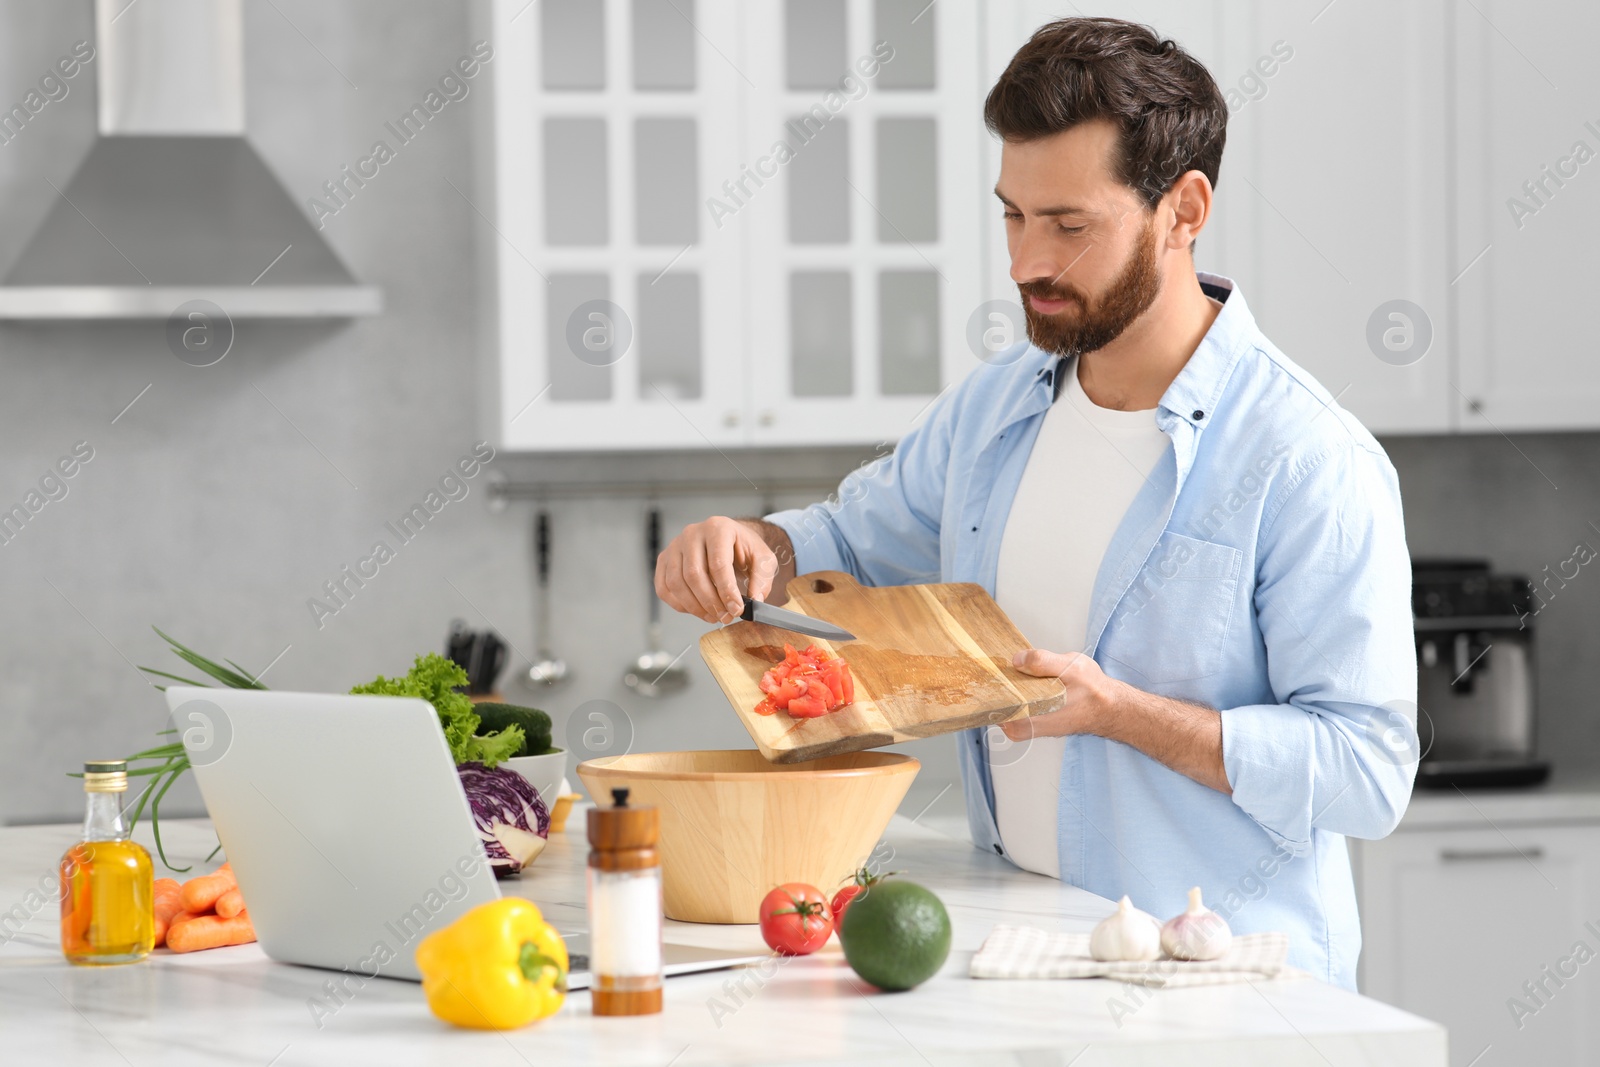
xmin=1412 ymin=559 xmax=1549 ymax=789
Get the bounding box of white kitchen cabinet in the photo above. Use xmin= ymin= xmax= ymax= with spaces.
xmin=1353 ymin=822 xmax=1600 ymax=1064
xmin=487 ymin=0 xmax=748 ymax=451
xmin=486 ymin=0 xmax=1600 ymax=451
xmin=1451 ymin=0 xmax=1600 ymax=431
xmin=739 ymin=0 xmax=985 ymax=447
xmin=1231 ymin=0 xmax=1456 ymax=434
xmin=486 ymin=0 xmax=985 ymax=452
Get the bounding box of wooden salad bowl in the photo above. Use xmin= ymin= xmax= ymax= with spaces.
xmin=576 ymin=749 xmax=919 ymax=924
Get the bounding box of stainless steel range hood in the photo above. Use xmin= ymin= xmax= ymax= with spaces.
xmin=0 ymin=0 xmax=380 ymax=319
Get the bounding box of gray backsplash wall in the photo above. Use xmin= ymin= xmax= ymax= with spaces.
xmin=0 ymin=0 xmax=962 ymax=826
xmin=1381 ymin=433 xmax=1600 ymax=776
xmin=1 ymin=1 xmax=1595 ymax=830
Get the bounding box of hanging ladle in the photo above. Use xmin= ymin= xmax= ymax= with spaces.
xmin=623 ymin=506 xmax=690 ymax=698
xmin=523 ymin=509 xmax=571 ymax=690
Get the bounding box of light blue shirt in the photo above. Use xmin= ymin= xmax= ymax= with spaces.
xmin=768 ymin=274 xmax=1417 ymax=988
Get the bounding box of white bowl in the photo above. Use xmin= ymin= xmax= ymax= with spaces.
xmin=501 ymin=750 xmax=567 ymax=812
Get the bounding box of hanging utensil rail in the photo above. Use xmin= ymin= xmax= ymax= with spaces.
xmin=485 ymin=473 xmax=848 ymax=505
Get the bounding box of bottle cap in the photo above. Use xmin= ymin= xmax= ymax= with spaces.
xmin=83 ymin=760 xmax=128 ymax=793
xmin=587 ymin=790 xmax=658 ymax=852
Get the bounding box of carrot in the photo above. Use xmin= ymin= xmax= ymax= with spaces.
xmin=152 ymin=878 xmax=185 ymax=948
xmin=153 ymin=878 xmax=182 ymax=908
xmin=215 ymin=888 xmax=245 ymax=920
xmin=179 ymin=866 xmax=237 ymax=913
xmin=166 ymin=910 xmax=256 ymax=953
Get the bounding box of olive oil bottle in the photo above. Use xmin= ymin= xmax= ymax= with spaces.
xmin=60 ymin=760 xmax=154 ymax=965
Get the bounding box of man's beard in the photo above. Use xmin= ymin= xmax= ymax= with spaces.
xmin=1018 ymin=218 xmax=1162 ymax=359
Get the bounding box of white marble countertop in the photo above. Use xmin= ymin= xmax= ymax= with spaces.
xmin=1395 ymin=769 xmax=1600 ymax=830
xmin=0 ymin=814 xmax=1444 ymax=1066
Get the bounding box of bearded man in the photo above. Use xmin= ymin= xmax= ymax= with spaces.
xmin=654 ymin=17 xmax=1416 ymax=989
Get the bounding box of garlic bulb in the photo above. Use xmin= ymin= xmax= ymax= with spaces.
xmin=1089 ymin=896 xmax=1162 ymax=962
xmin=1160 ymin=887 xmax=1233 ymax=961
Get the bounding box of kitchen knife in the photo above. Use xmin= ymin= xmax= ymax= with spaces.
xmin=740 ymin=597 xmax=856 ymax=642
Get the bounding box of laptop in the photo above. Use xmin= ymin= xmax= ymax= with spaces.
xmin=165 ymin=687 xmax=764 ymax=986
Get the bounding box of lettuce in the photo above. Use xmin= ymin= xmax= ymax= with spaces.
xmin=350 ymin=652 xmax=523 ymax=768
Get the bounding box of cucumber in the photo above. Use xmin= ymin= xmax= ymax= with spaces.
xmin=473 ymin=702 xmax=554 ymax=757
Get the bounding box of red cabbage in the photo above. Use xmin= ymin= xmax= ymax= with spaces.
xmin=457 ymin=763 xmax=551 ymax=878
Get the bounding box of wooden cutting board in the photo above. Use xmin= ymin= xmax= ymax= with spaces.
xmin=699 ymin=571 xmax=1067 ymax=763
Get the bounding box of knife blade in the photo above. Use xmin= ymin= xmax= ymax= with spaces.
xmin=740 ymin=597 xmax=856 ymax=642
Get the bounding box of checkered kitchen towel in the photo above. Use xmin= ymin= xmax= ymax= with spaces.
xmin=970 ymin=925 xmax=1293 ymax=987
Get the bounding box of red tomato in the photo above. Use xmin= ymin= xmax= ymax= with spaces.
xmin=754 ymin=644 xmax=856 ymax=720
xmin=830 ymin=884 xmax=863 ymax=927
xmin=829 ymin=866 xmax=894 ymax=927
xmin=787 ymin=693 xmax=828 ymax=718
xmin=817 ymin=659 xmax=847 ymax=705
xmin=759 ymin=883 xmax=833 ymax=955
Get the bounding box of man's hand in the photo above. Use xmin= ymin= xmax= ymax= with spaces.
xmin=655 ymin=517 xmax=797 ymax=623
xmin=1000 ymin=649 xmax=1116 ymax=740
xmin=1006 ymin=647 xmax=1232 ymax=795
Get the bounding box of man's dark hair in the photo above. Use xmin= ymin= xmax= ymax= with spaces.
xmin=983 ymin=18 xmax=1228 ymax=209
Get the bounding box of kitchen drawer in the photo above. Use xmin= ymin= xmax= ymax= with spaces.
xmin=1354 ymin=823 xmax=1600 ymax=1065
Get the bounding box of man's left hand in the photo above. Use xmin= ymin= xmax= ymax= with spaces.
xmin=1004 ymin=646 xmax=1232 ymax=795
xmin=1002 ymin=648 xmax=1122 ymax=740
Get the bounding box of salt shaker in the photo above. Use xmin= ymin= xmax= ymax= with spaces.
xmin=586 ymin=787 xmax=663 ymax=1015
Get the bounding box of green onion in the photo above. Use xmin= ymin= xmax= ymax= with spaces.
xmin=93 ymin=628 xmax=268 ymax=871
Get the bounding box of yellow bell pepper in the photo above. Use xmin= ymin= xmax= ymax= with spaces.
xmin=415 ymin=898 xmax=568 ymax=1030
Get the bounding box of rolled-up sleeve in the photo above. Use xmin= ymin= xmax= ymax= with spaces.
xmin=1221 ymin=443 xmax=1418 ymax=854
xmin=766 ymin=390 xmax=956 ymax=587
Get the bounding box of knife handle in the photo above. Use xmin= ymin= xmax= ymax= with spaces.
xmin=739 ymin=597 xmax=756 ymax=622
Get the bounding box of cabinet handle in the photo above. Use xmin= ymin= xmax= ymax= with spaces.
xmin=758 ymin=410 xmax=776 ymax=427
xmin=1439 ymin=847 xmax=1544 ymax=863
xmin=723 ymin=411 xmax=740 ymax=428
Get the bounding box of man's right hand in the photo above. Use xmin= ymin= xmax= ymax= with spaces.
xmin=654 ymin=517 xmax=796 ymax=623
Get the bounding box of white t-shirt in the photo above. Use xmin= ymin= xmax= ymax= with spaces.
xmin=989 ymin=362 xmax=1170 ymax=878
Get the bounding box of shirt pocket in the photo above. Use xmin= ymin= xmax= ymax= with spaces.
xmin=1103 ymin=531 xmax=1243 ymax=685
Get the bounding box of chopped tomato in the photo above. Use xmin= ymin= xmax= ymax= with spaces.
xmin=754 ymin=643 xmax=855 ymax=720
xmin=818 ymin=658 xmax=852 ymax=705
xmin=788 ymin=694 xmax=828 ymax=718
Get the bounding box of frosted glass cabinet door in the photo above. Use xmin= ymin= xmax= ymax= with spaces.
xmin=491 ymin=0 xmax=749 ymax=451
xmin=741 ymin=0 xmax=985 ymax=447
xmin=492 ymin=0 xmax=982 ymax=451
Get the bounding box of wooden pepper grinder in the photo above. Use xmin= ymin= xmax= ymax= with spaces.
xmin=586 ymin=787 xmax=663 ymax=1015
